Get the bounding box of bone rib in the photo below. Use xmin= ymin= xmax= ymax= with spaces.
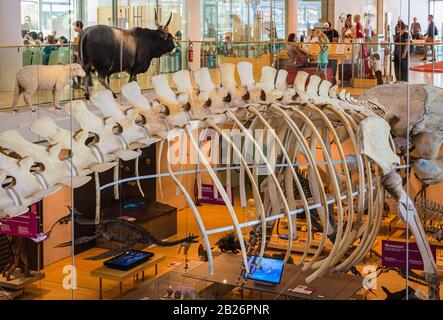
xmin=166 ymin=138 xmax=214 ymax=274
xmin=248 ymin=106 xmax=314 ymax=263
xmin=300 ymin=104 xmax=354 ymax=272
xmin=185 ymin=124 xmax=250 ymax=274
xmin=285 ymin=107 xmax=344 ymax=282
xmin=227 ymin=109 xmax=295 ymax=264
xmin=269 ymin=105 xmax=331 ymax=268
xmin=206 ymin=118 xmax=267 ymax=263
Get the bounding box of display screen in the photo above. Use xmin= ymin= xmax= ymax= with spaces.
xmin=244 ymin=256 xmax=285 ymax=284
xmin=104 ymin=250 xmax=154 ymax=270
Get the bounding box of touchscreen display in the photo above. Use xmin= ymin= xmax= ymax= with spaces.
xmin=104 ymin=250 xmax=154 ymax=270
xmin=244 ymin=256 xmax=285 ymax=284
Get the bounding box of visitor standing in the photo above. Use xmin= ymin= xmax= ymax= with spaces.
xmin=354 ymin=14 xmax=364 ymax=40
xmin=324 ymin=21 xmax=339 ymax=42
xmin=73 ymin=20 xmax=84 ymax=88
xmin=422 ymin=15 xmax=438 ymax=62
xmin=353 ymin=14 xmax=367 ymax=73
xmin=341 ymin=18 xmax=354 ymax=42
xmin=394 ymin=21 xmax=410 ymax=82
xmin=410 ymin=17 xmax=422 ymax=40
xmin=316 ymin=30 xmax=330 ymax=81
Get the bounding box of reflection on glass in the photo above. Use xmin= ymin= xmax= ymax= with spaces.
xmin=84 ymin=0 xmax=113 ymax=27
xmin=202 ymin=0 xmax=286 ymax=42
xmin=21 ymin=0 xmax=77 ymax=39
xmin=297 ymin=0 xmax=322 ymax=37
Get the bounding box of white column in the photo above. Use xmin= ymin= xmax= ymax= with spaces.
xmin=287 ymin=0 xmax=298 ymax=35
xmin=187 ymin=0 xmax=201 ymax=70
xmin=0 ymin=0 xmax=22 ymax=91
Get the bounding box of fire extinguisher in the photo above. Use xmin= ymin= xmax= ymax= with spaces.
xmin=188 ymin=41 xmax=194 ymax=63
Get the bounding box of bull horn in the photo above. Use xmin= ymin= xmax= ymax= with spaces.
xmin=163 ymin=13 xmax=172 ymax=31
xmin=154 ymin=8 xmax=161 ymax=29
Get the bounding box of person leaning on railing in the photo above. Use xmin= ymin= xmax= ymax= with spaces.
xmin=286 ymin=33 xmax=309 ymax=67
xmin=422 ymin=14 xmax=438 ymax=62
xmin=410 ymin=17 xmax=422 ymax=40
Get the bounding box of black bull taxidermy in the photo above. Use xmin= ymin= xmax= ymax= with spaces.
xmin=79 ymin=10 xmax=176 ymax=99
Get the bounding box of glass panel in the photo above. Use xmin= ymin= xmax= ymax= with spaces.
xmin=297 ymin=0 xmax=323 ymax=38
xmin=202 ymin=0 xmax=286 ymax=42
xmin=84 ymin=0 xmax=113 ymax=27
xmin=21 ymin=0 xmax=39 ymax=31
xmin=5 ymin=0 xmax=443 ymax=302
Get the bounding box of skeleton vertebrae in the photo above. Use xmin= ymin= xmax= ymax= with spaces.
xmin=0 ymin=62 xmax=440 ymax=299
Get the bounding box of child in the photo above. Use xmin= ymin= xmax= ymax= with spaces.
xmin=316 ymin=30 xmax=330 ymax=80
xmin=371 ymin=53 xmax=383 ymax=85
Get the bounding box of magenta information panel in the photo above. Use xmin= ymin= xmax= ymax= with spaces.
xmin=198 ymin=184 xmax=234 ymax=206
xmin=382 ymin=240 xmax=437 ymax=271
xmin=0 ymin=204 xmax=39 ymax=239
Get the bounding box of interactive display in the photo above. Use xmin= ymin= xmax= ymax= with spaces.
xmin=104 ymin=250 xmax=154 ymax=271
xmin=244 ymin=256 xmax=285 ymax=284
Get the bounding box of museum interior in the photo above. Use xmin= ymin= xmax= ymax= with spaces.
xmin=0 ymin=0 xmax=442 ymax=301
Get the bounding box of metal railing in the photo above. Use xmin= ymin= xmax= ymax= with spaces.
xmin=0 ymin=40 xmax=442 ymax=111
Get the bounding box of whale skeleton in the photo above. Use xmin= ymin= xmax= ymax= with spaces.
xmin=0 ymin=62 xmax=440 ymax=299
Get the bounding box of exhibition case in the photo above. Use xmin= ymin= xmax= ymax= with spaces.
xmin=0 ymin=0 xmax=443 ymax=302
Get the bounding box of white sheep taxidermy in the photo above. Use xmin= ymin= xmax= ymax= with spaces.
xmin=12 ymin=64 xmax=86 ymax=112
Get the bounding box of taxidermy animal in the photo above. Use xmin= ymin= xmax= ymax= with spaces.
xmin=198 ymin=244 xmax=214 ymax=262
xmin=53 ymin=209 xmax=199 ymax=260
xmin=79 ymin=8 xmax=175 ymax=99
xmin=2 ymin=236 xmax=31 ymax=282
xmin=12 ymin=64 xmax=86 ymax=111
xmin=216 ymin=232 xmax=242 ymax=254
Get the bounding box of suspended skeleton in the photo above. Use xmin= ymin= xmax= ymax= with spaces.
xmin=0 ymin=63 xmax=440 ymax=300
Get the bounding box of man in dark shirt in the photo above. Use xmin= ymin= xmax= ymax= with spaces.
xmin=422 ymin=15 xmax=438 ymax=61
xmin=394 ymin=21 xmax=410 ymax=82
xmin=323 ymin=21 xmax=339 ymax=42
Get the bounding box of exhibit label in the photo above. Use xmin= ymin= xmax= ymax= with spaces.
xmin=382 ymin=240 xmax=437 ymax=270
xmin=198 ymin=184 xmax=234 ymax=206
xmin=0 ymin=204 xmax=40 ymax=240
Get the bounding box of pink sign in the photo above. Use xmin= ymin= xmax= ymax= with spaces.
xmin=382 ymin=240 xmax=437 ymax=271
xmin=0 ymin=204 xmax=40 ymax=239
xmin=198 ymin=184 xmax=234 ymax=206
